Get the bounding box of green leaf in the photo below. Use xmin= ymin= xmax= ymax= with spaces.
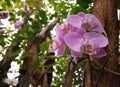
xmin=39 ymin=10 xmax=48 ymax=24
xmin=40 ymin=40 xmax=52 ymax=53
xmin=77 ymin=0 xmax=92 ymax=9
xmin=5 ymin=0 xmax=12 ymax=7
xmin=20 ymin=52 xmax=35 ymax=60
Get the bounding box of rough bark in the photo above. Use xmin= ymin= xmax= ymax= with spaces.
xmin=23 ymin=18 xmax=59 ymax=87
xmin=83 ymin=0 xmax=120 ymax=87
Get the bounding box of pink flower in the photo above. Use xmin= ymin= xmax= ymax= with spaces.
xmin=52 ymin=38 xmax=65 ymax=56
xmin=0 ymin=11 xmax=9 ymax=19
xmin=14 ymin=20 xmax=23 ymax=28
xmin=81 ymin=14 xmax=104 ymax=33
xmin=66 ymin=12 xmax=104 ymax=33
xmin=51 ymin=24 xmax=66 ymax=56
xmin=64 ymin=32 xmax=84 ymax=57
xmin=83 ymin=32 xmax=108 ymax=57
xmin=52 ymin=12 xmax=108 ymax=58
xmin=64 ymin=32 xmax=108 ymax=58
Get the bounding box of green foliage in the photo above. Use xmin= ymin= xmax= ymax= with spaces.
xmin=38 ymin=10 xmax=48 ymax=24
xmin=51 ymin=57 xmax=68 ymax=86
xmin=77 ymin=0 xmax=92 ymax=9
xmin=40 ymin=40 xmax=52 ymax=54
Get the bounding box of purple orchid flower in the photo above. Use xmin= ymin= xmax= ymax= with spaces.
xmin=64 ymin=32 xmax=108 ymax=58
xmin=66 ymin=14 xmax=82 ymax=29
xmin=83 ymin=32 xmax=108 ymax=57
xmin=52 ymin=38 xmax=65 ymax=56
xmin=0 ymin=11 xmax=9 ymax=19
xmin=51 ymin=24 xmax=66 ymax=56
xmin=81 ymin=14 xmax=104 ymax=33
xmin=66 ymin=12 xmax=104 ymax=33
xmin=14 ymin=20 xmax=24 ymax=28
xmin=77 ymin=12 xmax=85 ymax=17
xmin=64 ymin=32 xmax=84 ymax=57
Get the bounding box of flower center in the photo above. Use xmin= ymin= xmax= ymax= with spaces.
xmin=63 ymin=24 xmax=71 ymax=32
xmin=84 ymin=44 xmax=93 ymax=53
xmin=84 ymin=41 xmax=97 ymax=54
xmin=82 ymin=22 xmax=91 ymax=29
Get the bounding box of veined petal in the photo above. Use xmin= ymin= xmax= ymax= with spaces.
xmin=66 ymin=15 xmax=82 ymax=28
xmin=55 ymin=44 xmax=65 ymax=57
xmin=52 ymin=38 xmax=62 ymax=51
xmin=92 ymin=48 xmax=107 ymax=58
xmin=77 ymin=12 xmax=85 ymax=17
xmin=56 ymin=24 xmax=63 ymax=37
xmin=64 ymin=32 xmax=83 ymax=52
xmin=84 ymin=14 xmax=104 ymax=33
xmin=84 ymin=32 xmax=108 ymax=47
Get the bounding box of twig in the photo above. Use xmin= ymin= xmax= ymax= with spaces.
xmin=93 ymin=57 xmax=120 ymax=76
xmin=30 ymin=18 xmax=60 ymax=45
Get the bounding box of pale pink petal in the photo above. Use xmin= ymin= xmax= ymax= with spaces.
xmin=83 ymin=14 xmax=104 ymax=33
xmin=55 ymin=45 xmax=65 ymax=57
xmin=84 ymin=32 xmax=108 ymax=47
xmin=77 ymin=12 xmax=85 ymax=17
xmin=66 ymin=15 xmax=82 ymax=28
xmin=71 ymin=50 xmax=82 ymax=57
xmin=56 ymin=23 xmax=62 ymax=37
xmin=64 ymin=32 xmax=83 ymax=52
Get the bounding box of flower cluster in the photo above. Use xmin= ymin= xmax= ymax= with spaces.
xmin=51 ymin=12 xmax=108 ymax=58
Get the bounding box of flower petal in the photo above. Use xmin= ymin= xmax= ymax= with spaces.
xmin=92 ymin=48 xmax=107 ymax=58
xmin=84 ymin=32 xmax=108 ymax=47
xmin=84 ymin=14 xmax=104 ymax=33
xmin=66 ymin=15 xmax=82 ymax=28
xmin=64 ymin=32 xmax=83 ymax=52
xmin=71 ymin=50 xmax=82 ymax=57
xmin=55 ymin=45 xmax=65 ymax=57
xmin=56 ymin=24 xmax=62 ymax=37
xmin=77 ymin=12 xmax=85 ymax=17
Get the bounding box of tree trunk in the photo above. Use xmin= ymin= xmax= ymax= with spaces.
xmin=23 ymin=18 xmax=59 ymax=87
xmin=83 ymin=0 xmax=120 ymax=87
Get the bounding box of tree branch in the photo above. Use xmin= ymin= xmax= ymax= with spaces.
xmin=23 ymin=18 xmax=59 ymax=87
